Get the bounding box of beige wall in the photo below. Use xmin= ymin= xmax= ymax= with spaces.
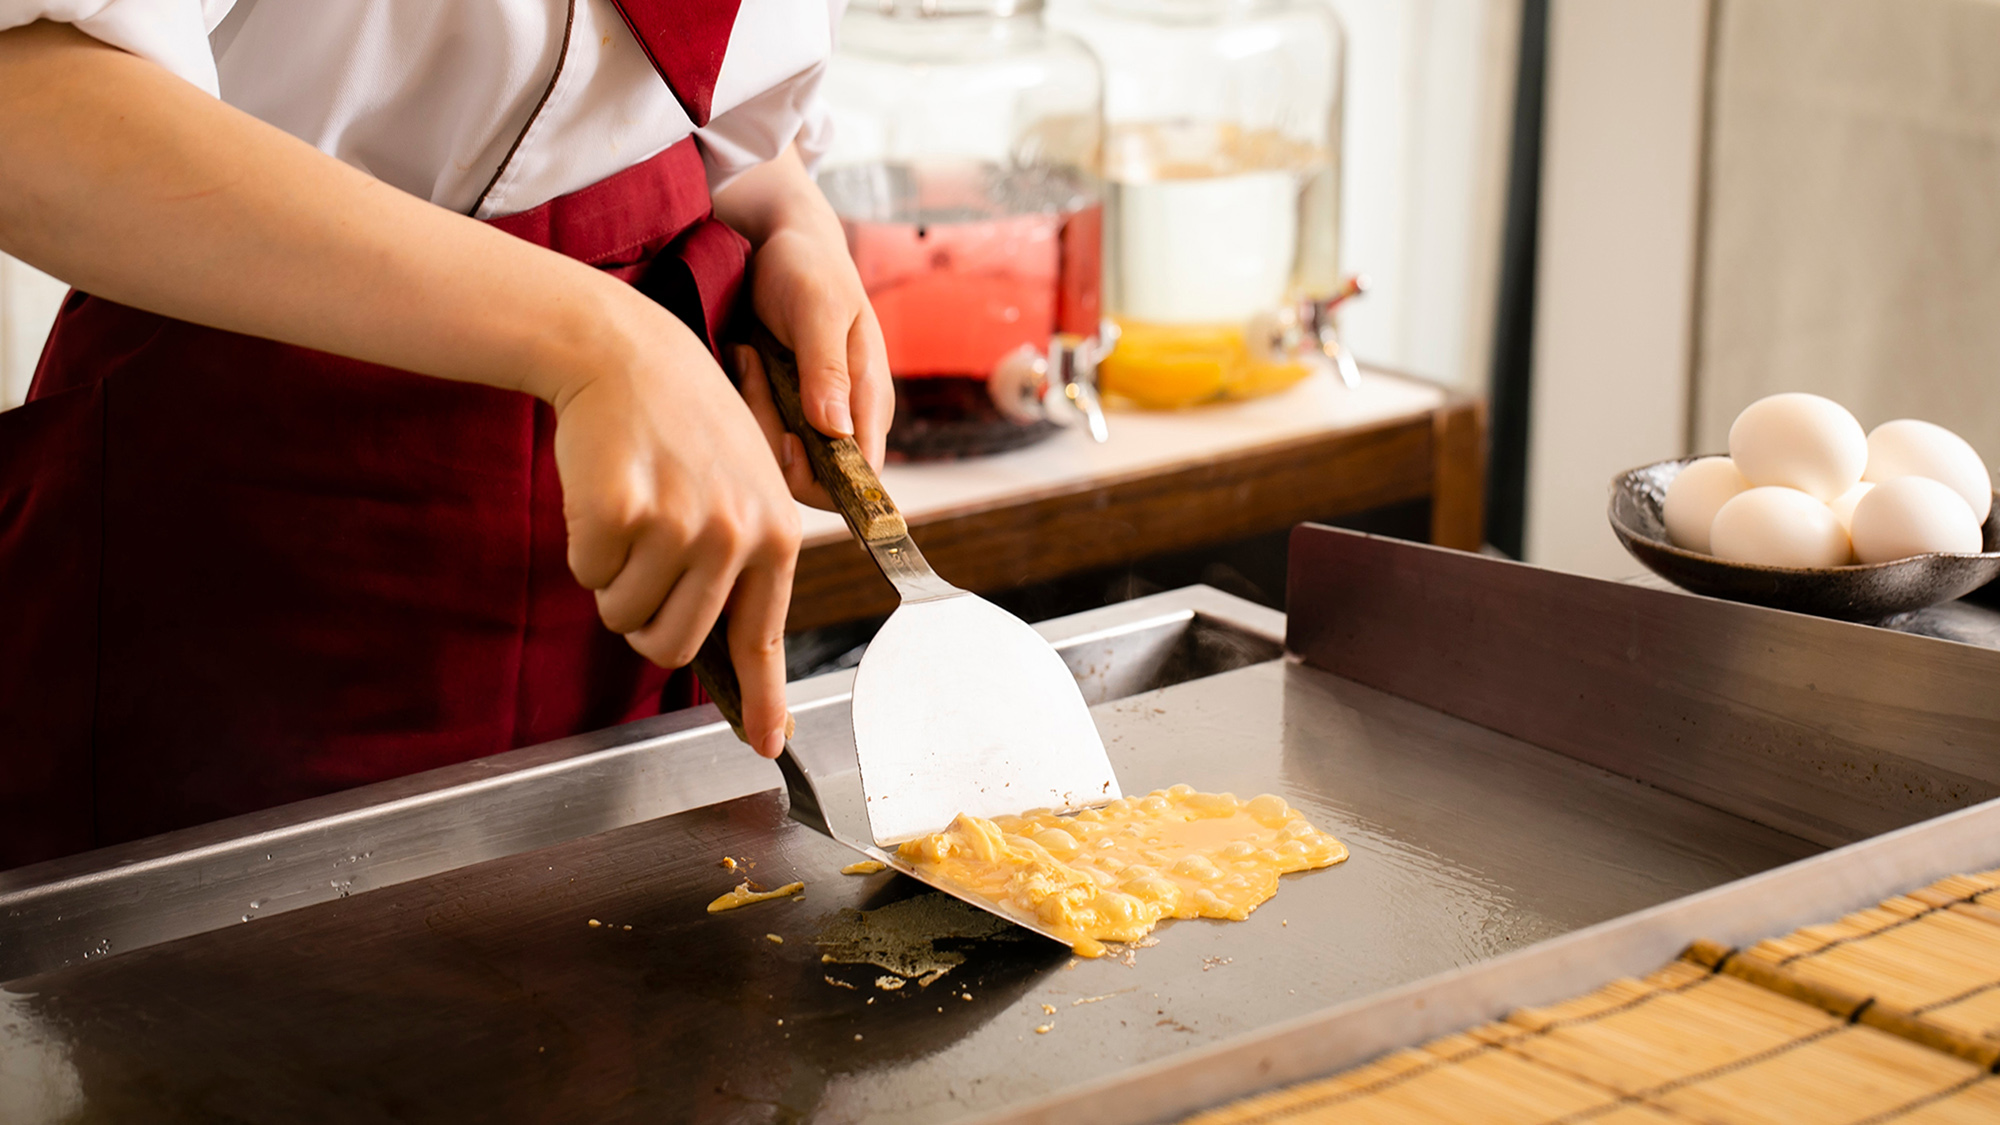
xmin=1694 ymin=0 xmax=2000 ymax=468
xmin=1524 ymin=0 xmax=2000 ymax=578
xmin=1328 ymin=0 xmax=1520 ymax=393
xmin=1525 ymin=0 xmax=1712 ymax=577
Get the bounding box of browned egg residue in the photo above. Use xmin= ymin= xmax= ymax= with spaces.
xmin=896 ymin=785 xmax=1346 ymax=958
xmin=840 ymin=860 xmax=888 ymax=876
xmin=706 ymin=880 xmax=805 ymax=914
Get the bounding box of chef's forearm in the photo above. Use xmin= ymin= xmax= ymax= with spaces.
xmin=710 ymin=144 xmax=845 ymax=250
xmin=0 ymin=21 xmax=654 ymax=408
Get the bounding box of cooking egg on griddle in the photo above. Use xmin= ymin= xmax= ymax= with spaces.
xmin=1848 ymin=475 xmax=1983 ymax=564
xmin=1728 ymin=393 xmax=1867 ymax=502
xmin=1709 ymin=487 xmax=1850 ymax=569
xmin=1662 ymin=456 xmax=1750 ymax=552
xmin=1863 ymin=419 xmax=1993 ymax=525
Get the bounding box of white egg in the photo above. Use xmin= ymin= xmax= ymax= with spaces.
xmin=1828 ymin=482 xmax=1873 ymax=534
xmin=1863 ymin=418 xmax=1993 ymax=525
xmin=1728 ymin=393 xmax=1868 ymax=501
xmin=1662 ymin=457 xmax=1750 ymax=552
xmin=1848 ymin=475 xmax=1983 ymax=563
xmin=1709 ymin=487 xmax=1851 ymax=569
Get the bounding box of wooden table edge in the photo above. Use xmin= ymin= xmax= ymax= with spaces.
xmin=790 ymin=375 xmax=1487 ymax=632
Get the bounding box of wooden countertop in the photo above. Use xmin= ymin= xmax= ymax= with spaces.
xmin=790 ymin=366 xmax=1483 ymax=631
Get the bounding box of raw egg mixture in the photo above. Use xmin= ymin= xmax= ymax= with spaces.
xmin=707 ymin=880 xmax=804 ymax=913
xmin=895 ymin=785 xmax=1347 ymax=957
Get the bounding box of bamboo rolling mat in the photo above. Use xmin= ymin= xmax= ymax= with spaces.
xmin=1186 ymin=869 xmax=2000 ymax=1124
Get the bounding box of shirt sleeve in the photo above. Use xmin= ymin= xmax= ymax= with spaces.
xmin=695 ymin=60 xmax=835 ymax=193
xmin=1 ymin=0 xmax=233 ymax=97
xmin=695 ymin=0 xmax=841 ymax=192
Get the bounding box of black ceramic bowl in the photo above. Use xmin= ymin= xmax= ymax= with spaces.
xmin=1610 ymin=456 xmax=2000 ymax=622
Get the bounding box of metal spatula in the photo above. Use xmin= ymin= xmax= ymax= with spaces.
xmin=688 ymin=327 xmax=1121 ymax=942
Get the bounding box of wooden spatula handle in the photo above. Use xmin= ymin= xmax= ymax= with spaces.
xmin=689 ymin=624 xmax=829 ymax=835
xmin=749 ymin=321 xmax=907 ymax=545
xmin=687 ymin=624 xmax=748 ymax=743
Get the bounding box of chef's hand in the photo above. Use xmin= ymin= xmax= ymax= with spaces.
xmin=550 ymin=311 xmax=800 ymax=762
xmin=713 ymin=146 xmax=891 ymax=507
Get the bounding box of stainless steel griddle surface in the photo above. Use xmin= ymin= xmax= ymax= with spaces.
xmin=1 ymin=660 xmax=1818 ymax=1124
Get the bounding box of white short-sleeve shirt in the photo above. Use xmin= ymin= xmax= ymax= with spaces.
xmin=2 ymin=0 xmax=838 ymax=217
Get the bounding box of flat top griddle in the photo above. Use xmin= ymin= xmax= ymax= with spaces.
xmin=1 ymin=658 xmax=1815 ymax=1124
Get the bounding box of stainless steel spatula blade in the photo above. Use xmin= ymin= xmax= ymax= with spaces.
xmin=693 ymin=627 xmax=1093 ymax=950
xmin=850 ymin=537 xmax=1119 ymax=845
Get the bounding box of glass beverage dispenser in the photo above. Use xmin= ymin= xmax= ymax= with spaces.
xmin=818 ymin=0 xmax=1110 ymax=459
xmin=1048 ymin=0 xmax=1354 ymax=409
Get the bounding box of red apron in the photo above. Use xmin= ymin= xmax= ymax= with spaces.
xmin=0 ymin=5 xmax=753 ymax=869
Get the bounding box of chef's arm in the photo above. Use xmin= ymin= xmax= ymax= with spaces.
xmin=1 ymin=20 xmax=668 ymax=408
xmin=712 ymin=146 xmax=893 ymax=492
xmin=0 ymin=21 xmax=800 ymax=760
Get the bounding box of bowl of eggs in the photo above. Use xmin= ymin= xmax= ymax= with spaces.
xmin=1610 ymin=393 xmax=2000 ymax=621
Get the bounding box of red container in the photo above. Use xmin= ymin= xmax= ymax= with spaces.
xmin=827 ymin=162 xmax=1103 ymax=459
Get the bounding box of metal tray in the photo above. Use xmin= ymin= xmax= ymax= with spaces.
xmin=4 ymin=531 xmax=1998 ymax=1124
xmin=989 ymin=525 xmax=2000 ymax=1123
